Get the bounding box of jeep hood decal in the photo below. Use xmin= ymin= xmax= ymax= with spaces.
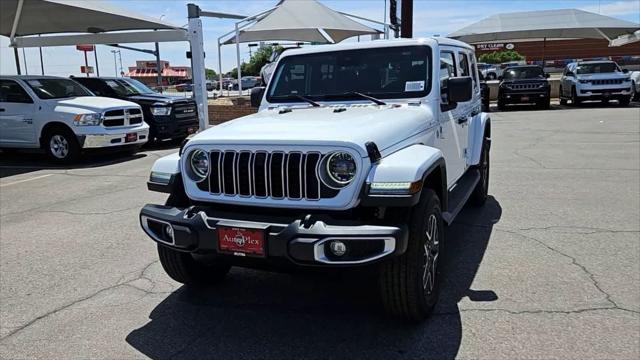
xmin=188 ymin=105 xmax=433 ymax=157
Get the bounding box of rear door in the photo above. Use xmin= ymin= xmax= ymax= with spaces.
xmin=0 ymin=79 xmax=37 ymax=147
xmin=436 ymin=49 xmax=466 ymax=187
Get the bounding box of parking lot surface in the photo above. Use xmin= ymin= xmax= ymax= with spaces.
xmin=1 ymin=104 xmax=639 ymax=359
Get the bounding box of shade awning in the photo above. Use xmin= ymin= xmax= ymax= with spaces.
xmin=223 ymin=0 xmax=380 ymax=44
xmin=0 ymin=0 xmax=181 ymax=38
xmin=448 ymin=9 xmax=640 ymax=44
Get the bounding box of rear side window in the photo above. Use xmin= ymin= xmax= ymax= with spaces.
xmin=0 ymin=80 xmax=33 ymax=103
xmin=469 ymin=53 xmax=479 ymax=90
xmin=440 ymin=51 xmax=456 ymax=103
xmin=458 ymin=52 xmax=470 ymax=77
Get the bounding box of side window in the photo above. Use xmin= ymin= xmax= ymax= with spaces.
xmin=458 ymin=52 xmax=470 ymax=77
xmin=440 ymin=51 xmax=456 ymax=104
xmin=0 ymin=80 xmax=33 ymax=104
xmin=468 ymin=53 xmax=479 ymax=90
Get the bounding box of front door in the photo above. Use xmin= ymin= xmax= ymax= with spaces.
xmin=0 ymin=80 xmax=37 ymax=146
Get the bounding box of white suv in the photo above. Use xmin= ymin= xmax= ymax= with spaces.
xmin=559 ymin=61 xmax=633 ymax=106
xmin=140 ymin=38 xmax=491 ymax=321
xmin=0 ymin=76 xmax=149 ymax=162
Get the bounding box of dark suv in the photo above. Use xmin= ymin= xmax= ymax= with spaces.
xmin=73 ymin=77 xmax=199 ymax=142
xmin=497 ymin=65 xmax=551 ymax=110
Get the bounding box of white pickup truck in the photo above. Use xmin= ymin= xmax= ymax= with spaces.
xmin=0 ymin=76 xmax=149 ymax=162
xmin=140 ymin=38 xmax=491 ymax=321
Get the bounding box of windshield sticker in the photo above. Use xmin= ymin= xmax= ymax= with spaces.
xmin=27 ymin=80 xmax=42 ymax=87
xmin=105 ymin=80 xmax=119 ymax=88
xmin=405 ymin=81 xmax=425 ymax=92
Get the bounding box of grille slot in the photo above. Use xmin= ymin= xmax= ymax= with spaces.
xmin=509 ymin=83 xmax=541 ymax=90
xmin=591 ymin=79 xmax=623 ymax=85
xmin=205 ymin=150 xmax=338 ymax=200
xmin=102 ymin=108 xmax=144 ymax=127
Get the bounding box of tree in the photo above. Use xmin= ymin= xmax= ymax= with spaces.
xmin=225 ymin=45 xmax=283 ymax=78
xmin=205 ymin=68 xmax=217 ymax=80
xmin=478 ymin=50 xmax=524 ymax=64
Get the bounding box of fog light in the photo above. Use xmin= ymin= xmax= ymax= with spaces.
xmin=164 ymin=224 xmax=174 ymax=239
xmin=329 ymin=240 xmax=347 ymax=257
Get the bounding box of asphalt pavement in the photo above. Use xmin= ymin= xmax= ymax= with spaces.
xmin=1 ymin=102 xmax=639 ymax=359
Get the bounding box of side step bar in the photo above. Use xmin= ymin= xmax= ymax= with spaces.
xmin=442 ymin=168 xmax=480 ymax=225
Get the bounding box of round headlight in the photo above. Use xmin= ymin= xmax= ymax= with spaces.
xmin=188 ymin=149 xmax=209 ymax=181
xmin=324 ymin=151 xmax=357 ymax=187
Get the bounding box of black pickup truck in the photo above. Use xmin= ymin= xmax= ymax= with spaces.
xmin=73 ymin=77 xmax=199 ymax=142
xmin=497 ymin=65 xmax=551 ymax=110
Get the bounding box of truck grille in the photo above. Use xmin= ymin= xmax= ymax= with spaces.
xmin=508 ymin=83 xmax=542 ymax=90
xmin=197 ymin=150 xmax=339 ymax=200
xmin=102 ymin=108 xmax=143 ymax=127
xmin=173 ymin=103 xmax=198 ymax=120
xmin=590 ymin=79 xmax=624 ymax=85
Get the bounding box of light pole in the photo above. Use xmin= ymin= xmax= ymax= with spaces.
xmin=110 ymin=50 xmax=119 ymax=77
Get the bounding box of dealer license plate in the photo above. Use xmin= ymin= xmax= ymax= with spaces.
xmin=125 ymin=133 xmax=138 ymax=143
xmin=217 ymin=226 xmax=266 ymax=257
xmin=521 ymin=96 xmax=529 ymax=102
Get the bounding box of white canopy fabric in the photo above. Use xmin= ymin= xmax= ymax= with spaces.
xmin=449 ymin=9 xmax=640 ymax=44
xmin=0 ymin=0 xmax=181 ymax=38
xmin=223 ymin=0 xmax=380 ymax=44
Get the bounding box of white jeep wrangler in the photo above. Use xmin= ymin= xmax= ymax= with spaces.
xmin=140 ymin=38 xmax=491 ymax=321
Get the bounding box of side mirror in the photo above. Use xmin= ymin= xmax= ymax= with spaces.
xmin=622 ymin=68 xmax=629 ymax=74
xmin=545 ymin=73 xmax=550 ymax=78
xmin=250 ymin=86 xmax=265 ymax=108
xmin=447 ymin=76 xmax=473 ymax=103
xmin=497 ymin=76 xmax=503 ymax=81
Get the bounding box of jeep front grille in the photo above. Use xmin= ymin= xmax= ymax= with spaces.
xmin=197 ymin=150 xmax=338 ymax=200
xmin=102 ymin=108 xmax=143 ymax=127
xmin=589 ymin=79 xmax=624 ymax=85
xmin=509 ymin=83 xmax=542 ymax=90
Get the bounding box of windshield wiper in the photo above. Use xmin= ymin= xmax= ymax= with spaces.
xmin=271 ymin=94 xmax=321 ymax=107
xmin=323 ymin=91 xmax=387 ymax=105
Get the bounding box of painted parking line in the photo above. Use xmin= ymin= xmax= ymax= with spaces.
xmin=0 ymin=174 xmax=55 ymax=187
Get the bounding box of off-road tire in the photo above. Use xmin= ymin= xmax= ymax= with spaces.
xmin=571 ymin=87 xmax=581 ymax=106
xmin=158 ymin=245 xmax=230 ymax=286
xmin=537 ymin=97 xmax=551 ymax=110
xmin=42 ymin=126 xmax=80 ymax=163
xmin=379 ymin=189 xmax=444 ymax=322
xmin=469 ymin=135 xmax=490 ymax=206
xmin=632 ymin=81 xmax=639 ymax=101
xmin=497 ymin=99 xmax=506 ymax=111
xmin=618 ymin=96 xmax=631 ymax=107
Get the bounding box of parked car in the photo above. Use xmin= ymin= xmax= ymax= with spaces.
xmin=495 ymin=61 xmax=525 ymax=78
xmin=497 ymin=65 xmax=551 ymax=110
xmin=559 ymin=61 xmax=632 ymax=106
xmin=205 ymin=80 xmax=215 ymax=91
xmin=175 ymin=83 xmax=193 ymax=92
xmin=73 ymin=77 xmax=199 ymax=142
xmin=0 ymin=76 xmax=148 ymax=162
xmin=629 ymin=70 xmax=640 ymax=101
xmin=140 ymin=38 xmax=491 ymax=322
xmin=232 ymin=76 xmax=260 ymax=90
xmin=479 ymin=72 xmax=490 ymax=112
xmin=260 ymin=46 xmax=300 ymax=85
xmin=477 ymin=62 xmax=498 ymax=80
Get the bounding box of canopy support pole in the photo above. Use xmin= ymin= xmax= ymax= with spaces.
xmin=13 ymin=48 xmax=21 ymax=75
xmin=188 ymin=4 xmax=209 ymax=131
xmin=94 ymin=46 xmax=100 ymax=76
xmin=218 ymin=38 xmax=223 ymax=96
xmin=235 ymin=23 xmax=242 ymax=96
xmin=542 ymin=37 xmax=546 ymax=66
xmin=155 ymin=42 xmax=162 ymax=89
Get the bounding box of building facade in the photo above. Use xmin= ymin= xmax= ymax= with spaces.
xmin=125 ymin=60 xmax=192 ymax=87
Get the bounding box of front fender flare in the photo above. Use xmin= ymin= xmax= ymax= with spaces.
xmin=468 ymin=112 xmax=491 ymax=166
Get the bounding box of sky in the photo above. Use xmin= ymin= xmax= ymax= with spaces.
xmin=1 ymin=0 xmax=639 ymax=77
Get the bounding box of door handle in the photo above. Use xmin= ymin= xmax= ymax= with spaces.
xmin=457 ymin=117 xmax=468 ymax=124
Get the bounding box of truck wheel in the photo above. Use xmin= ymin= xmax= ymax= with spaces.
xmin=497 ymin=99 xmax=505 ymax=111
xmin=43 ymin=127 xmax=80 ymax=163
xmin=537 ymin=97 xmax=551 ymax=110
xmin=469 ymin=135 xmax=490 ymax=206
xmin=632 ymin=82 xmax=639 ymax=101
xmin=571 ymin=87 xmax=581 ymax=106
xmin=379 ymin=189 xmax=444 ymax=322
xmin=618 ymin=96 xmax=630 ymax=107
xmin=559 ymin=86 xmax=567 ymax=105
xmin=158 ymin=245 xmax=230 ymax=286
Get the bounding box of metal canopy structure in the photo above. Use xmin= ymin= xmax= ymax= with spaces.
xmin=1 ymin=0 xmax=214 ymax=131
xmin=222 ymin=0 xmax=381 ymax=45
xmin=214 ymin=0 xmax=386 ymax=94
xmin=448 ymin=9 xmax=640 ymax=45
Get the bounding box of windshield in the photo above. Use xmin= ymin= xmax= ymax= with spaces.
xmin=576 ymin=62 xmax=620 ymax=74
xmin=102 ymin=78 xmax=156 ymax=97
xmin=267 ymin=45 xmax=431 ymax=102
xmin=503 ymin=67 xmax=545 ymax=80
xmin=25 ymin=78 xmax=93 ymax=99
xmin=123 ymin=78 xmax=156 ymax=94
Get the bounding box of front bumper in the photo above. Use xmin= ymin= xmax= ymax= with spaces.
xmin=500 ymin=90 xmax=549 ymax=103
xmin=77 ymin=125 xmax=150 ymax=149
xmin=139 ymin=204 xmax=407 ymax=267
xmin=577 ymin=87 xmax=631 ymax=99
xmin=152 ymin=120 xmax=198 ymax=140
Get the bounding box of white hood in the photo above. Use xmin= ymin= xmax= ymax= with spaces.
xmin=51 ymin=96 xmax=140 ymax=112
xmin=576 ymin=72 xmax=629 ymax=80
xmin=188 ymin=104 xmax=434 ymax=157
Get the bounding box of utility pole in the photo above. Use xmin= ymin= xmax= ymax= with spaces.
xmin=22 ymin=48 xmax=28 ymax=75
xmin=400 ymin=0 xmax=413 ymax=38
xmin=117 ymin=50 xmax=123 ymax=76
